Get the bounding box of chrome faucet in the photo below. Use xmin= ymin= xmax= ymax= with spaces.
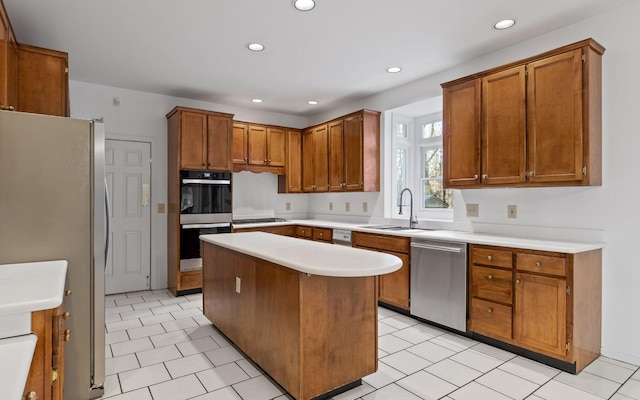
xmin=398 ymin=188 xmax=418 ymax=228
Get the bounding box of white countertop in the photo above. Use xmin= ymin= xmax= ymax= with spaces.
xmin=232 ymin=219 xmax=605 ymax=254
xmin=0 ymin=260 xmax=68 ymax=317
xmin=200 ymin=232 xmax=402 ymax=277
xmin=0 ymin=334 xmax=37 ymax=400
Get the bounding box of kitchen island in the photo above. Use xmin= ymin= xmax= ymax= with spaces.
xmin=200 ymin=232 xmax=402 ymax=400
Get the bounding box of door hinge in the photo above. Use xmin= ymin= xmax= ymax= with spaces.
xmin=566 ymin=285 xmax=571 ymax=296
xmin=582 ymin=166 xmax=587 ymax=175
xmin=52 ymin=369 xmax=58 ymax=382
xmin=582 ymin=52 xmax=586 ymax=63
xmin=566 ymin=342 xmax=570 ymax=351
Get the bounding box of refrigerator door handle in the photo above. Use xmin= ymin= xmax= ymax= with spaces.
xmin=104 ymin=179 xmax=111 ymax=272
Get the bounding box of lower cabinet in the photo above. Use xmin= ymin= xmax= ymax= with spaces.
xmin=296 ymin=226 xmax=333 ymax=243
xmin=468 ymin=244 xmax=602 ymax=373
xmin=353 ymin=232 xmax=410 ymax=310
xmin=23 ymin=304 xmax=67 ymax=400
xmin=233 ymin=225 xmax=297 ymax=237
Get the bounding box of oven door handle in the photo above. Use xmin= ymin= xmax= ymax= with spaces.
xmin=182 ymin=179 xmax=231 ymax=185
xmin=181 ymin=223 xmax=231 ymax=229
xmin=410 ymin=242 xmax=463 ymax=253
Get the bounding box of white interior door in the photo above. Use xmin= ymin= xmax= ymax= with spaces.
xmin=105 ymin=139 xmax=152 ymax=294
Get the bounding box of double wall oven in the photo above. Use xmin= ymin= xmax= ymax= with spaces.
xmin=179 ymin=170 xmax=232 ymax=272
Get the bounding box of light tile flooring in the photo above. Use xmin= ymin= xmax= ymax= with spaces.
xmin=104 ymin=289 xmax=640 ymax=400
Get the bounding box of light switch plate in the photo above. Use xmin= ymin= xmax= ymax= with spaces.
xmin=362 ymin=202 xmax=368 ymax=213
xmin=157 ymin=203 xmax=165 ymax=214
xmin=285 ymin=202 xmax=291 ymax=211
xmin=466 ymin=204 xmax=479 ymax=218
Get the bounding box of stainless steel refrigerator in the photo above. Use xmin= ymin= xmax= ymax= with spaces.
xmin=0 ymin=110 xmax=106 ymax=399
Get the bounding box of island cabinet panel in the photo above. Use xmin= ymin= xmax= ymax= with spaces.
xmin=468 ymin=244 xmax=602 ymax=373
xmin=442 ymin=38 xmax=604 ymax=188
xmin=202 ymin=242 xmax=377 ymax=400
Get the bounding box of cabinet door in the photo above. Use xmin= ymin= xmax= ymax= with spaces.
xmin=207 ymin=114 xmax=232 ymax=171
xmin=17 ymin=44 xmax=69 ymax=116
xmin=267 ymin=127 xmax=286 ymax=167
xmin=527 ymin=49 xmax=583 ymax=183
xmin=443 ymin=79 xmax=481 ymax=187
xmin=343 ymin=114 xmax=364 ymax=191
xmin=180 ymin=111 xmax=208 ymax=169
xmin=247 ymin=125 xmax=267 ymax=166
xmin=515 ymin=272 xmax=567 ymax=357
xmin=313 ymin=125 xmax=329 ymax=192
xmin=302 ymin=129 xmax=315 ymax=192
xmin=0 ymin=6 xmax=8 ymax=108
xmin=328 ymin=119 xmax=345 ymax=191
xmin=482 ymin=66 xmax=526 ymax=185
xmin=379 ymin=251 xmax=410 ymax=310
xmin=232 ymin=123 xmax=248 ymax=167
xmin=285 ymin=130 xmax=302 ymax=193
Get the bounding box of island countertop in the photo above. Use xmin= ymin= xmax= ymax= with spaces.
xmin=200 ymin=231 xmax=402 ymax=277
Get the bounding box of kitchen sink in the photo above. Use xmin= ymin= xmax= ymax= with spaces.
xmin=359 ymin=225 xmax=436 ymax=231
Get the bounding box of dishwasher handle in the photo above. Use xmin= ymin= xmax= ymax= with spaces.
xmin=411 ymin=242 xmax=464 ymax=253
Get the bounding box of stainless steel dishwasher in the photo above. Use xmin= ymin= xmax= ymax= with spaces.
xmin=410 ymin=238 xmax=467 ymax=332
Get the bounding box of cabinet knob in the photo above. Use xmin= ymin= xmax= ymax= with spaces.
xmin=319 ymin=232 xmax=323 ymax=237
xmin=473 ymin=175 xmax=478 ymax=180
xmin=482 ymin=174 xmax=488 ymax=179
xmin=264 ymin=159 xmax=268 ymax=164
xmin=535 ymin=261 xmax=542 ymax=267
xmin=26 ymin=391 xmax=38 ymax=400
xmin=487 ymin=308 xmax=493 ymax=313
xmin=63 ymin=312 xmax=71 ymax=320
xmin=487 ymin=274 xmax=493 ymax=280
xmin=64 ymin=289 xmax=72 ymax=296
xmin=516 ymin=279 xmax=521 ymax=284
xmin=487 ymin=255 xmax=493 ymax=261
xmin=64 ymin=329 xmax=71 ymax=341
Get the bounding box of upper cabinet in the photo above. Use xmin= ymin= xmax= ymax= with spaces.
xmin=302 ymin=124 xmax=329 ymax=192
xmin=442 ymin=38 xmax=604 ymax=188
xmin=233 ymin=122 xmax=287 ymax=174
xmin=278 ymin=129 xmax=303 ymax=193
xmin=0 ymin=1 xmax=17 ymax=111
xmin=167 ymin=106 xmax=233 ymax=171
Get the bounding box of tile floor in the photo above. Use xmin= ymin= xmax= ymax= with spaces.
xmin=103 ymin=289 xmax=640 ymax=400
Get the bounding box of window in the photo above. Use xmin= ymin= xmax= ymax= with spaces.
xmin=390 ymin=112 xmax=453 ymax=220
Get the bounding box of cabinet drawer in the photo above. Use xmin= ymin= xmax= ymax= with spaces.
xmin=296 ymin=226 xmax=313 ymax=239
xmin=313 ymin=227 xmax=332 ymax=242
xmin=180 ymin=271 xmax=202 ymax=290
xmin=352 ymin=232 xmax=410 ymax=253
xmin=516 ymin=253 xmax=566 ymax=277
xmin=471 ymin=266 xmax=513 ymax=304
xmin=470 ymin=298 xmax=512 ymax=340
xmin=471 ymin=246 xmax=513 ymax=268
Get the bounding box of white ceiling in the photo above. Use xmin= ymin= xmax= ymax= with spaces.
xmin=3 ymin=0 xmax=633 ymax=116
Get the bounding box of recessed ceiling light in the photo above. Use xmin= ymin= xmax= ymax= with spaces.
xmin=247 ymin=43 xmax=265 ymax=52
xmin=494 ymin=19 xmax=516 ymax=30
xmin=387 ymin=66 xmax=402 ymax=73
xmin=293 ymin=0 xmax=315 ymax=11
xmin=252 ymin=98 xmax=263 ymax=103
xmin=307 ymin=100 xmax=319 ymax=105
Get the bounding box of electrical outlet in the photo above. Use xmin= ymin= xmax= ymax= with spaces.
xmin=508 ymin=204 xmax=517 ymax=219
xmin=466 ymin=204 xmax=479 ymax=218
xmin=329 ymin=202 xmax=333 ymax=211
xmin=362 ymin=202 xmax=368 ymax=213
xmin=285 ymin=202 xmax=291 ymax=211
xmin=345 ymin=202 xmax=350 ymax=212
xmin=157 ymin=203 xmax=165 ymax=214
xmin=236 ymin=277 xmax=241 ymax=293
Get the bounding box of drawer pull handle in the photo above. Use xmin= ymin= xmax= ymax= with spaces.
xmin=487 ymin=255 xmax=493 ymax=261
xmin=26 ymin=391 xmax=38 ymax=400
xmin=64 ymin=289 xmax=72 ymax=296
xmin=319 ymin=232 xmax=323 ymax=237
xmin=64 ymin=329 xmax=71 ymax=341
xmin=535 ymin=261 xmax=542 ymax=267
xmin=487 ymin=308 xmax=493 ymax=313
xmin=487 ymin=274 xmax=493 ymax=280
xmin=63 ymin=312 xmax=71 ymax=320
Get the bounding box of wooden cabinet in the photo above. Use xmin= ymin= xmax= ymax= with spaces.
xmin=17 ymin=44 xmax=69 ymax=117
xmin=233 ymin=122 xmax=287 ymax=174
xmin=278 ymin=129 xmax=302 ymax=193
xmin=0 ymin=1 xmax=18 ymax=112
xmin=166 ymin=106 xmax=234 ymax=295
xmin=296 ymin=225 xmax=332 ymax=243
xmin=302 ymin=125 xmax=329 ymax=192
xmin=442 ymin=38 xmax=604 ymax=188
xmin=168 ymin=107 xmax=233 ymax=171
xmin=233 ymin=224 xmax=296 ymax=237
xmin=468 ymin=244 xmax=602 ymax=373
xmin=23 ymin=304 xmax=67 ymax=400
xmin=353 ymin=231 xmax=410 ymax=310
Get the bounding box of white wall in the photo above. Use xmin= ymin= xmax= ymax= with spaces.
xmin=308 ymin=1 xmax=640 ymax=365
xmin=69 ymin=0 xmax=640 ymax=364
